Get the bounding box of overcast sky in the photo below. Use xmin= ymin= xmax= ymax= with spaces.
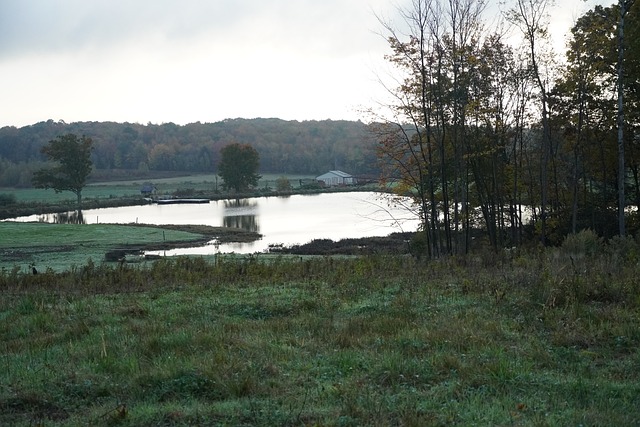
xmin=0 ymin=0 xmax=614 ymax=128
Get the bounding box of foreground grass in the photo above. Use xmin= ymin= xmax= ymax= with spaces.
xmin=1 ymin=241 xmax=639 ymax=426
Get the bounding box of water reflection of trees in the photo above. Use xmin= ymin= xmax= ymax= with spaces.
xmin=38 ymin=210 xmax=85 ymax=224
xmin=223 ymin=199 xmax=259 ymax=232
xmin=223 ymin=215 xmax=259 ymax=232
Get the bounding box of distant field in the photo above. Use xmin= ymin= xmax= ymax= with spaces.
xmin=0 ymin=173 xmax=316 ymax=205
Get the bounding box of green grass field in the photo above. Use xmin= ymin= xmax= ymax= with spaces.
xmin=1 ymin=232 xmax=639 ymax=425
xmin=0 ymin=173 xmax=316 ymax=205
xmin=0 ymin=222 xmax=213 ymax=272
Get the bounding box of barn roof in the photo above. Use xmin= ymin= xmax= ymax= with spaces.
xmin=316 ymin=170 xmax=352 ymax=180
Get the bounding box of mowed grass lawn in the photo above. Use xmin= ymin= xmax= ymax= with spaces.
xmin=0 ymin=222 xmax=206 ymax=272
xmin=1 ymin=239 xmax=639 ymax=426
xmin=1 ymin=173 xmax=316 ymax=205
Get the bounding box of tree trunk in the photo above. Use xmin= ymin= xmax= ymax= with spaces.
xmin=617 ymin=0 xmax=631 ymax=236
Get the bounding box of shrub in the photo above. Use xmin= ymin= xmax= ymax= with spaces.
xmin=275 ymin=176 xmax=292 ymax=192
xmin=561 ymin=229 xmax=602 ymax=257
xmin=174 ymin=188 xmax=196 ymax=197
xmin=606 ymin=235 xmax=639 ymax=263
xmin=409 ymin=231 xmax=429 ymax=258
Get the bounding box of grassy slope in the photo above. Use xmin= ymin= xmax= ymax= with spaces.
xmin=1 ymin=248 xmax=639 ymax=426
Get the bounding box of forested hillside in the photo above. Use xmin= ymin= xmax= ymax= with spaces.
xmin=0 ymin=118 xmax=378 ymax=187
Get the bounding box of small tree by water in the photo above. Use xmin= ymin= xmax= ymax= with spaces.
xmin=217 ymin=143 xmax=261 ymax=193
xmin=32 ymin=133 xmax=93 ymax=210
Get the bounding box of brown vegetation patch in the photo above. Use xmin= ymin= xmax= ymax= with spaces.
xmin=151 ymin=224 xmax=261 ymax=243
xmin=107 ymin=223 xmax=262 ymax=258
xmin=280 ymin=232 xmax=412 ymax=255
xmin=1 ymin=245 xmax=75 ymax=262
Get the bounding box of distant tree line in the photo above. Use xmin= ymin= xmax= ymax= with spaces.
xmin=0 ymin=118 xmax=379 ymax=187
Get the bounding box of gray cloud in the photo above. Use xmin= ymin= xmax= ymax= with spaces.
xmin=0 ymin=0 xmax=258 ymax=58
xmin=0 ymin=0 xmax=399 ymax=126
xmin=0 ymin=0 xmax=384 ymax=60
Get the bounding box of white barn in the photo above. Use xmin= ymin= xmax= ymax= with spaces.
xmin=316 ymin=170 xmax=356 ymax=187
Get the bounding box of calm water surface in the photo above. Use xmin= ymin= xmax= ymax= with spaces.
xmin=13 ymin=192 xmax=419 ymax=254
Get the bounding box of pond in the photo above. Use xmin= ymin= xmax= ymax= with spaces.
xmin=12 ymin=192 xmax=420 ymax=255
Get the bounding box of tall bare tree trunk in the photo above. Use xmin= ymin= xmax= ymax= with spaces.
xmin=617 ymin=0 xmax=634 ymax=236
xmin=506 ymin=0 xmax=553 ymax=244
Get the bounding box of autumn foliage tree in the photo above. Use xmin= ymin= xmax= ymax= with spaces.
xmin=32 ymin=133 xmax=93 ymax=209
xmin=552 ymin=1 xmax=639 ymax=237
xmin=375 ymin=0 xmax=514 ymax=257
xmin=376 ymin=0 xmax=640 ymax=256
xmin=217 ymin=143 xmax=261 ymax=193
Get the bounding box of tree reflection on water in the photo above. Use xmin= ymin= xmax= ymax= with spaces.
xmin=38 ymin=210 xmax=85 ymax=224
xmin=222 ymin=199 xmax=259 ymax=232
